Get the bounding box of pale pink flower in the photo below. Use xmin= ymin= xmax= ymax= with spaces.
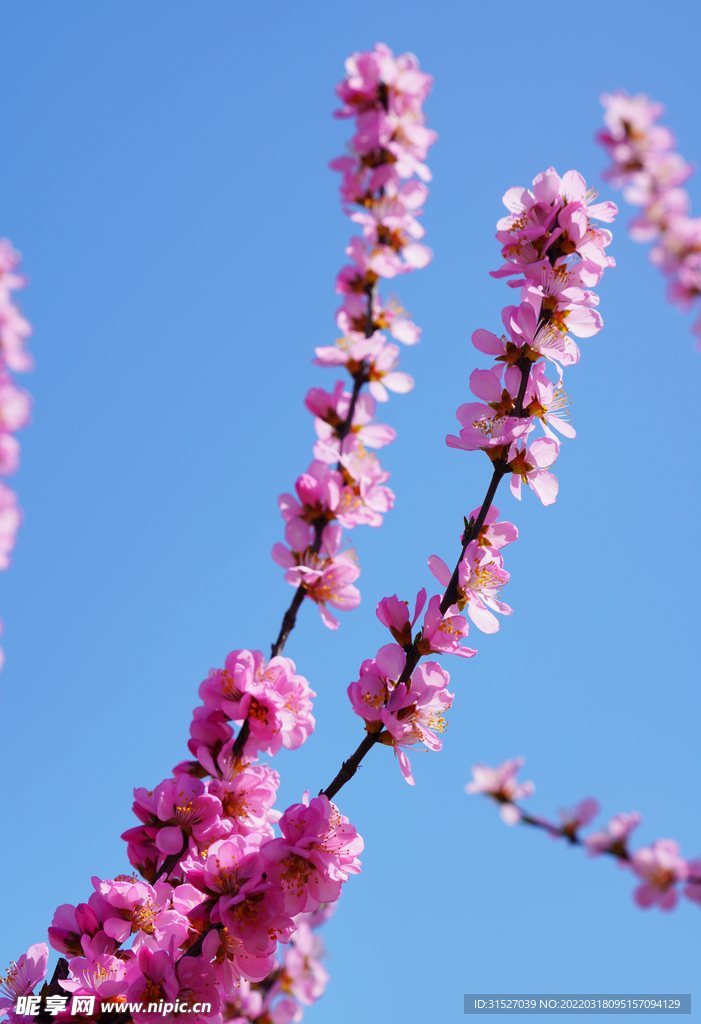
xmin=60 ymin=953 xmax=129 ymax=1002
xmin=508 ymin=436 xmax=560 ymax=505
xmin=584 ymin=811 xmax=642 ymax=857
xmin=281 ymin=922 xmax=330 ymax=1006
xmin=428 ymin=540 xmax=512 ymax=634
xmin=466 ymin=757 xmax=534 ymax=825
xmin=0 ymin=944 xmax=49 ymax=1017
xmin=630 ymin=839 xmax=689 ymax=911
xmin=0 ymin=483 xmax=21 ymax=570
xmin=556 ymin=798 xmax=600 ymax=839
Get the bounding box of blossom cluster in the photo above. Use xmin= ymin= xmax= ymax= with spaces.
xmin=467 ymin=758 xmax=701 ymax=913
xmin=597 ymin=90 xmax=701 ymax=341
xmin=343 ymin=506 xmax=513 ymax=786
xmin=0 ymin=240 xmax=33 ymax=669
xmin=1 ymin=650 xmax=361 ymax=1022
xmin=272 ymin=43 xmax=437 ymax=631
xmin=447 ymin=166 xmax=617 ymax=505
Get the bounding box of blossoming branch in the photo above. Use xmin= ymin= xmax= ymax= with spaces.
xmin=467 ymin=757 xmax=701 ymax=913
xmin=271 ymin=42 xmax=436 ymax=643
xmin=597 ymin=90 xmax=701 ymax=342
xmin=321 ymin=165 xmax=618 ymax=798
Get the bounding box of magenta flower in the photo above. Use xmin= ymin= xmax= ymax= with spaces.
xmin=130 ymin=774 xmax=227 ymax=856
xmin=630 ymin=839 xmax=689 ymax=911
xmin=94 ymin=875 xmax=179 ymax=946
xmin=125 ymin=945 xmax=220 ymax=1023
xmin=261 ymin=795 xmax=363 ymax=915
xmin=347 ymin=645 xmax=454 ymax=784
xmin=184 ymin=835 xmax=293 ymax=957
xmin=376 ymin=588 xmax=426 ymax=646
xmin=207 ymin=762 xmax=280 ymax=838
xmin=199 ymin=648 xmax=315 ymax=756
xmin=683 ymin=859 xmax=701 ymax=907
xmin=377 ymin=660 xmax=454 ymax=785
xmin=202 ymin=927 xmax=275 ymax=993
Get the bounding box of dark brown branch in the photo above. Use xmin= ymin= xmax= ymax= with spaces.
xmin=322 ymin=731 xmax=384 ymax=801
xmin=270 ymin=585 xmax=307 ymax=659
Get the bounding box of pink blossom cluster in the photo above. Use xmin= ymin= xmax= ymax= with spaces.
xmin=447 ymin=166 xmax=617 ymax=506
xmin=347 ymin=633 xmax=455 ymax=786
xmin=272 ymin=43 xmax=437 ymax=631
xmin=467 ymin=758 xmax=701 ymax=913
xmin=2 ymin=647 xmax=360 ymax=1022
xmin=428 ymin=505 xmax=517 ymax=635
xmin=597 ymin=91 xmax=701 ymax=341
xmin=0 ymin=240 xmax=34 ymax=669
xmin=1 ymin=651 xmax=356 ymax=1019
xmin=4 ymin=907 xmax=334 ymax=1024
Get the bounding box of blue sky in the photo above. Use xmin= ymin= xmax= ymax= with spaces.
xmin=0 ymin=2 xmax=699 ymax=1022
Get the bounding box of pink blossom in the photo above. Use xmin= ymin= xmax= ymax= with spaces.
xmin=274 ymin=525 xmax=361 ymax=630
xmin=202 ymin=928 xmax=275 ymax=992
xmin=375 ymin=588 xmax=426 ymax=646
xmin=207 ymin=762 xmax=280 ymax=838
xmin=466 ymin=758 xmax=534 ymax=825
xmin=347 ymin=647 xmax=454 ymax=784
xmin=199 ymin=648 xmax=315 ymax=756
xmin=261 ymin=795 xmax=363 ymax=915
xmin=428 ymin=540 xmax=512 ymax=634
xmin=125 ymin=945 xmax=220 ymax=1023
xmin=60 ymin=953 xmax=128 ymax=1002
xmin=183 ymin=836 xmax=293 ymax=956
xmin=683 ymin=859 xmax=701 ymax=907
xmin=281 ymin=922 xmax=330 ymax=1006
xmin=584 ymin=811 xmax=642 ymax=857
xmin=556 ymin=798 xmax=600 ymax=839
xmin=418 ymin=593 xmax=476 ymax=659
xmin=129 ymin=774 xmax=227 ymax=857
xmin=0 ymin=944 xmax=49 ymax=1017
xmin=94 ymin=875 xmax=181 ymax=946
xmin=630 ymin=839 xmax=689 ymax=911
xmin=0 ymin=483 xmax=21 ymax=570
xmin=377 ymin=660 xmax=454 ymax=785
xmin=466 ymin=504 xmax=518 ymax=552
xmin=508 ymin=436 xmax=560 ymax=505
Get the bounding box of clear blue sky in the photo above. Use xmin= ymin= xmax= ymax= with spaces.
xmin=0 ymin=3 xmax=699 ymax=1022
